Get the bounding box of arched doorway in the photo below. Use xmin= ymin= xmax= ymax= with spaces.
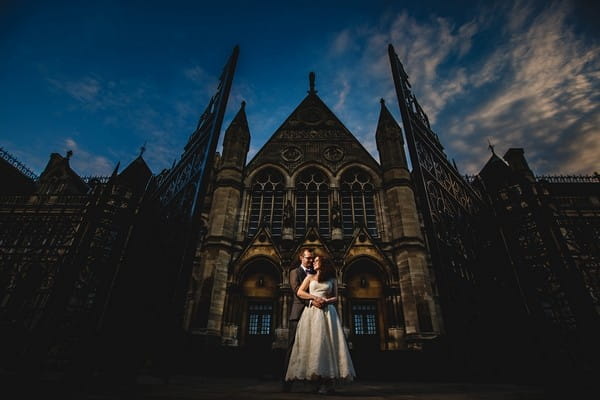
xmin=238 ymin=259 xmax=281 ymax=357
xmin=344 ymin=259 xmax=386 ymax=361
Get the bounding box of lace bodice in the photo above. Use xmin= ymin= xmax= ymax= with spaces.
xmin=309 ymin=279 xmax=333 ymax=298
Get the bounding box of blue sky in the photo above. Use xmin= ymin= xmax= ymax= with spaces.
xmin=1 ymin=0 xmax=598 ymax=177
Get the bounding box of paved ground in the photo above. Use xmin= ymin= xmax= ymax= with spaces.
xmin=94 ymin=376 xmax=555 ymax=399
xmin=4 ymin=374 xmax=596 ymax=399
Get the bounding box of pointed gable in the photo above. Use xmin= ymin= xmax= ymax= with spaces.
xmin=236 ymin=225 xmax=282 ymax=266
xmin=478 ymin=152 xmax=511 ymax=185
xmin=37 ymin=152 xmax=88 ymax=194
xmin=291 ymin=225 xmax=334 ymax=260
xmin=247 ymin=77 xmax=380 ymax=175
xmin=118 ymin=156 xmax=153 ymax=195
xmin=343 ymin=225 xmax=389 ymax=267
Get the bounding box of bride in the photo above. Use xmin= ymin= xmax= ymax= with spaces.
xmin=285 ymin=255 xmax=356 ymax=393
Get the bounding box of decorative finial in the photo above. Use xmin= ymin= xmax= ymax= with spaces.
xmin=308 ymin=72 xmax=316 ymax=94
xmin=139 ymin=141 xmax=147 ymax=157
xmin=488 ymin=138 xmax=496 ymax=155
xmin=380 ymin=98 xmax=385 ymax=105
xmin=66 ymin=150 xmax=73 ymax=159
xmin=241 ymin=100 xmax=246 ymax=109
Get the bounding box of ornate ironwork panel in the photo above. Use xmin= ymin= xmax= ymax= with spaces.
xmin=130 ymin=46 xmax=239 ymax=333
xmin=152 ymin=46 xmax=239 ymax=223
xmin=388 ymin=44 xmax=489 ymax=291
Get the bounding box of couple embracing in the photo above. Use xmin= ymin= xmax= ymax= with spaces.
xmin=282 ymin=248 xmax=356 ymax=394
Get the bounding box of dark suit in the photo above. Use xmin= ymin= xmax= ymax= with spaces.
xmin=283 ymin=265 xmax=309 ymax=381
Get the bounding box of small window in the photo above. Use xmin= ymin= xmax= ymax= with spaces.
xmin=248 ymin=303 xmax=273 ymax=335
xmin=352 ymin=303 xmax=377 ymax=335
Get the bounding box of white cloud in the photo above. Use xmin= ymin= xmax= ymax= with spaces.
xmin=331 ymin=29 xmax=353 ymax=55
xmin=323 ymin=1 xmax=599 ymax=175
xmin=449 ymin=1 xmax=600 ymax=174
xmin=334 ymin=78 xmax=351 ymax=111
xmin=46 ymin=75 xmax=140 ymax=111
xmin=184 ymin=65 xmax=218 ymax=97
xmin=47 ymin=76 xmax=101 ymax=104
xmin=63 ymin=137 xmax=114 ymax=176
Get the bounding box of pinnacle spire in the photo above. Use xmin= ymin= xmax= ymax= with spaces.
xmin=308 ymin=72 xmax=317 ymax=94
xmin=488 ymin=138 xmax=496 ymax=155
xmin=221 ymin=100 xmax=251 ymax=169
xmin=376 ymin=99 xmax=399 ymax=132
xmin=108 ymin=161 xmax=121 ymax=183
xmin=376 ymin=98 xmax=407 ymax=170
xmin=139 ymin=142 xmax=147 ymax=158
xmin=111 ymin=161 xmax=121 ymax=177
xmin=230 ymin=101 xmax=249 ymax=128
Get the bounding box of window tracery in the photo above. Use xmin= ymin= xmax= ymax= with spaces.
xmin=247 ymin=169 xmax=285 ymax=237
xmin=295 ymin=169 xmax=330 ymax=237
xmin=341 ymin=169 xmax=378 ymax=237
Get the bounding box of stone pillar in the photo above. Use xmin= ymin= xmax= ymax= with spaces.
xmin=382 ymin=166 xmax=441 ymax=342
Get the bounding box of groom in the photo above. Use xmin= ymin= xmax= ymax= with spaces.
xmin=282 ymin=247 xmax=324 ymax=392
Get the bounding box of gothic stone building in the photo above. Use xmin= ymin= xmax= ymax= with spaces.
xmin=1 ymin=73 xmax=598 ymax=381
xmin=184 ymin=84 xmax=439 ymax=361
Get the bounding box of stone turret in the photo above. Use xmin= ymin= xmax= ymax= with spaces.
xmin=191 ymin=102 xmax=251 ymax=340
xmin=375 ymin=99 xmax=440 ymax=343
xmin=221 ymin=101 xmax=250 ymax=173
xmin=376 ymin=98 xmax=408 ymax=173
xmin=504 ymin=148 xmax=535 ymax=182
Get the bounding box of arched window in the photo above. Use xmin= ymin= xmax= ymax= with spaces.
xmin=341 ymin=168 xmax=378 ymax=237
xmin=248 ymin=169 xmax=285 ymax=237
xmin=295 ymin=168 xmax=330 ymax=238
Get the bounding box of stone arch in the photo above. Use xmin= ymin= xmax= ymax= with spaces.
xmin=232 ymin=257 xmax=282 ymax=349
xmin=336 ymin=163 xmax=382 ymax=187
xmin=342 ymin=257 xmax=390 ymax=352
xmin=342 ymin=255 xmax=393 ymax=285
xmin=235 ymin=256 xmax=283 ymax=287
xmin=290 ymin=163 xmax=335 ymax=184
xmin=244 ymin=164 xmax=289 ymax=187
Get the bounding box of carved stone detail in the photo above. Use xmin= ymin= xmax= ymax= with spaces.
xmin=323 ymin=146 xmax=344 ymax=162
xmin=281 ymin=146 xmax=302 ymax=162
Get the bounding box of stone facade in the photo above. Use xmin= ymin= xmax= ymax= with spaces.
xmin=184 ymin=80 xmax=441 ymax=353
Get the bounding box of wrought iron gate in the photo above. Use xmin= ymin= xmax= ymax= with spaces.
xmin=387 ymin=44 xmax=498 ymax=339
xmin=83 ymin=46 xmax=240 ymax=381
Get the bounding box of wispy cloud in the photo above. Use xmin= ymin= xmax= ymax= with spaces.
xmin=325 ymin=1 xmax=599 ymax=175
xmin=184 ymin=65 xmax=218 ymax=96
xmin=331 ymin=29 xmax=354 ymax=55
xmin=46 ymin=75 xmax=143 ymax=112
xmin=333 ymin=77 xmax=351 ymax=111
xmin=446 ymin=1 xmax=600 ymax=174
xmin=44 ymin=68 xmax=228 ymax=174
xmin=47 ymin=76 xmax=101 ymax=103
xmin=63 ymin=137 xmax=113 ymax=176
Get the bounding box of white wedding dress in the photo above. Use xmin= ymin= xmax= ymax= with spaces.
xmin=285 ymin=279 xmax=356 ymax=382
